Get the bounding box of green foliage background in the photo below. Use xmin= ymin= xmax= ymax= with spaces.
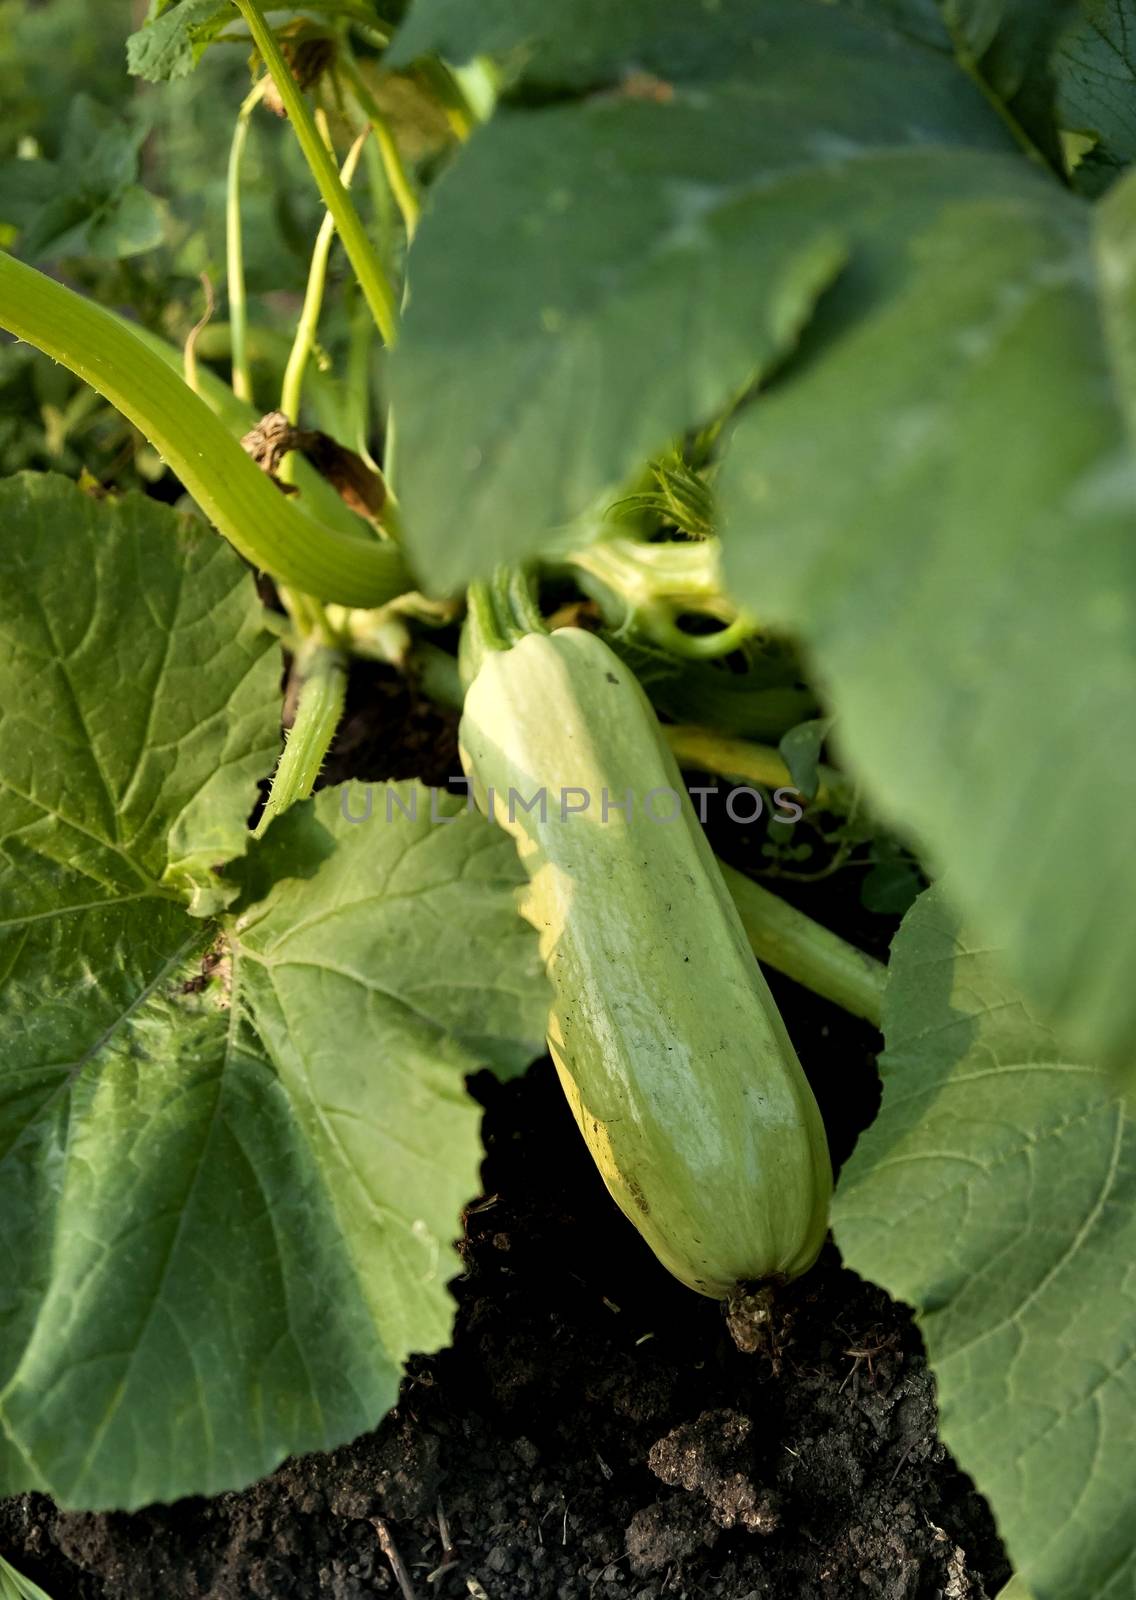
xmin=3 ymin=5 xmax=1136 ymax=1596
xmin=0 ymin=0 xmax=327 ymax=485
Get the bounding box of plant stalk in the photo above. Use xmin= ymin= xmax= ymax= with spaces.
xmin=232 ymin=0 xmax=398 ymax=346
xmin=564 ymin=536 xmax=754 ymax=659
xmin=719 ymin=862 xmax=886 ymax=1027
xmin=255 ymin=643 xmax=349 ymax=837
xmin=115 ymin=311 xmax=368 ymax=540
xmin=280 ymin=128 xmax=369 ymax=437
xmin=461 ymin=569 xmax=545 ymax=684
xmin=0 ymin=252 xmax=409 ymax=605
xmin=226 ymin=78 xmax=268 ymax=404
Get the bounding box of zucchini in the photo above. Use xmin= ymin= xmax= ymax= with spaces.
xmin=459 ymin=623 xmax=832 ymax=1298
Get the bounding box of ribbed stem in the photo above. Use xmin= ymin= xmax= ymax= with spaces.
xmin=0 ymin=252 xmax=410 ymax=605
xmin=255 ymin=644 xmax=349 ymax=837
xmin=461 ymin=569 xmax=545 ymax=685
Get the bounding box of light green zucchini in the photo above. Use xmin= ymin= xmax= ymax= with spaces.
xmin=459 ymin=625 xmax=832 ymax=1298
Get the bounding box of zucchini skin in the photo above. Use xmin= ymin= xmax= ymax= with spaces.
xmin=459 ymin=628 xmax=832 ymax=1298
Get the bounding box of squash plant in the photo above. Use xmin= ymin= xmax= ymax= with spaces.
xmin=2 ymin=3 xmax=1136 ymax=1598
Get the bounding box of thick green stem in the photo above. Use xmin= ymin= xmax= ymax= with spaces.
xmin=255 ymin=643 xmax=349 ymax=837
xmin=719 ymin=862 xmax=886 ymax=1027
xmin=0 ymin=252 xmax=409 ymax=605
xmin=461 ymin=580 xmax=509 ymax=680
xmin=117 ymin=312 xmax=369 ymax=541
xmin=383 ymin=397 xmax=399 ymax=492
xmin=226 ymin=79 xmax=268 ymax=404
xmin=461 ymin=569 xmax=544 ymax=684
xmin=568 ymin=536 xmax=729 ymax=611
xmin=232 ymin=0 xmax=398 ymax=346
xmin=565 ymin=535 xmax=754 ymax=659
xmin=649 ymin=609 xmax=758 ymax=661
xmin=665 ymin=724 xmax=855 ymax=814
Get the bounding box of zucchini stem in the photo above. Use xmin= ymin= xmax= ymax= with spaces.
xmin=113 ymin=311 xmax=374 ymax=541
xmin=0 ymin=252 xmax=410 ymax=605
xmin=564 ymin=534 xmax=754 ymax=658
xmin=255 ymin=643 xmax=349 ymax=837
xmin=462 ymin=568 xmax=545 ymax=683
xmin=719 ymin=862 xmax=886 ymax=1028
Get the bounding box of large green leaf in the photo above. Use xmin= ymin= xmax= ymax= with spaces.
xmin=392 ymin=0 xmax=1019 ymax=593
xmin=125 ymin=0 xmax=232 ymax=82
xmin=0 ymin=479 xmax=548 ymax=1507
xmin=391 ymin=0 xmax=1065 ymax=148
xmin=0 ymin=787 xmax=545 ymax=1509
xmin=1056 ymin=0 xmax=1136 ymax=175
xmin=833 ymin=886 xmax=1136 ymax=1600
xmin=392 ymin=0 xmax=1136 ymax=1069
xmin=718 ymin=166 xmax=1136 ymax=1075
xmin=388 ymin=0 xmax=922 ymax=85
xmin=232 ymin=784 xmax=547 ymax=1089
xmin=387 ymin=0 xmax=654 ymax=75
xmin=0 ymin=474 xmax=279 ymax=913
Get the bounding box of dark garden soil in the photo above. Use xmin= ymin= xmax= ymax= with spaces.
xmin=0 ymin=662 xmax=1010 ymax=1600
